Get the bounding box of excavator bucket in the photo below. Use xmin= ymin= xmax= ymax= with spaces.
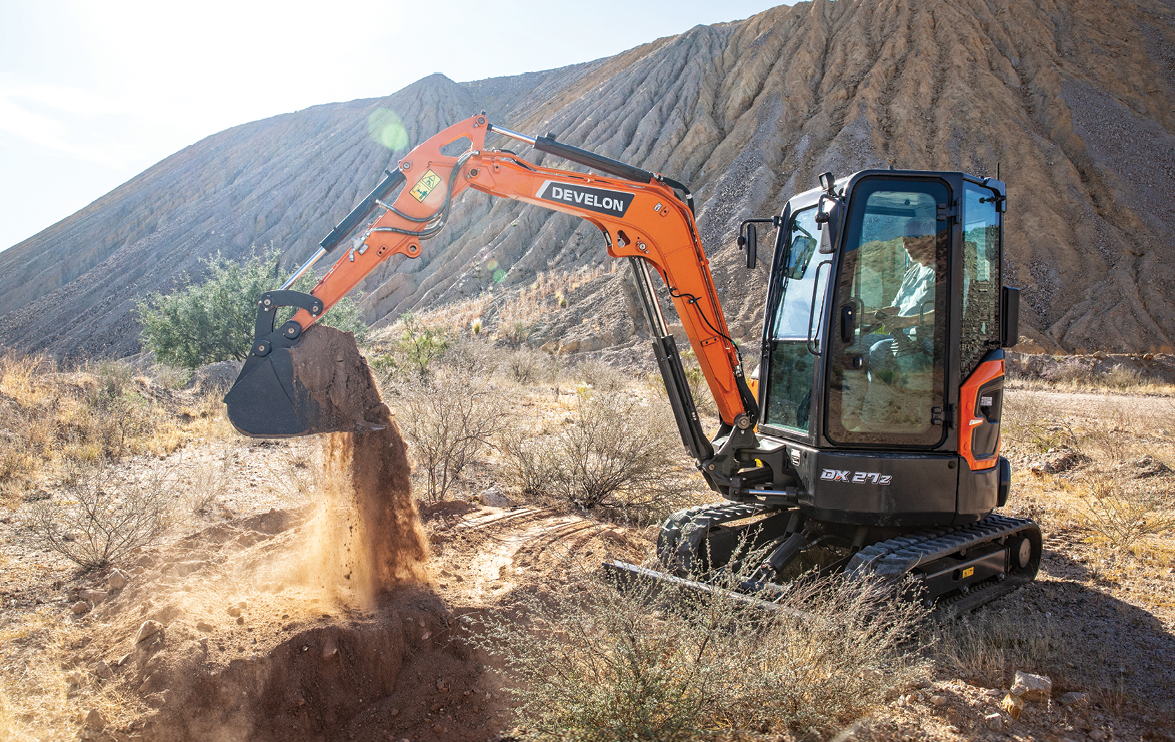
xmin=224 ymin=324 xmax=388 ymax=438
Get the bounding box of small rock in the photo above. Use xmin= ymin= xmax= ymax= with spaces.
xmin=71 ymin=601 xmax=90 ymax=615
xmin=984 ymin=712 xmax=1004 ymax=731
xmin=92 ymin=660 xmax=111 ymax=679
xmin=227 ymin=605 xmax=241 ymax=618
xmin=84 ymin=709 xmax=104 ymax=730
xmin=1010 ymin=670 xmax=1052 ymax=701
xmin=80 ymin=589 xmax=108 ymax=605
xmin=389 ymin=708 xmax=399 ymax=716
xmin=135 ymin=620 xmax=162 ymax=644
xmin=436 ymin=679 xmax=447 ymax=691
xmin=236 ymin=616 xmax=245 ymax=625
xmin=196 ymin=620 xmax=214 ymax=632
xmin=600 ymin=527 xmax=626 ymax=543
xmin=144 ymin=691 xmax=169 ymax=709
xmin=433 ymin=725 xmax=444 ymax=734
xmin=66 ymin=670 xmax=84 ymax=687
xmin=929 ymin=694 xmax=949 ymax=707
xmin=1000 ymin=693 xmax=1024 ymax=720
xmin=1060 ymin=691 xmax=1089 ymax=708
xmin=130 ymin=566 xmax=146 ymax=576
xmin=479 ymin=487 xmax=515 ymax=508
xmin=116 ymin=653 xmax=132 ymax=667
xmin=1090 ymin=730 xmax=1107 ymax=741
xmin=106 ymin=570 xmax=129 ymax=591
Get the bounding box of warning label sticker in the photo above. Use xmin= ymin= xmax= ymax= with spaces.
xmin=409 ymin=169 xmax=443 ymax=202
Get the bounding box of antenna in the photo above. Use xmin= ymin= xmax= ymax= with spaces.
xmin=997 ymin=161 xmax=1000 ymax=180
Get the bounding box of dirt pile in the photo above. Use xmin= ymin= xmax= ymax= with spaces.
xmin=57 ymin=508 xmax=497 ymax=742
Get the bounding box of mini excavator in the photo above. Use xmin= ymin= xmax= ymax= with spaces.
xmin=224 ymin=113 xmax=1041 ymax=612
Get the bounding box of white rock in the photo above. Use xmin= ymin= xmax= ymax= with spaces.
xmin=135 ymin=620 xmax=162 ymax=644
xmin=480 ymin=487 xmax=516 ymax=508
xmin=106 ymin=570 xmax=129 ymax=591
xmin=984 ymin=713 xmax=1004 ymax=731
xmin=1010 ymin=670 xmax=1052 ymax=701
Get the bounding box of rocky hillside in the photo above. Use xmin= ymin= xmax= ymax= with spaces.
xmin=2 ymin=0 xmax=1174 ymax=359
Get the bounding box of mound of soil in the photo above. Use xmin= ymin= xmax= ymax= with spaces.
xmin=70 ymin=506 xmax=499 ymax=742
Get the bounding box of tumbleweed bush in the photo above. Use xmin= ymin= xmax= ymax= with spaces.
xmin=20 ymin=467 xmax=173 ymax=571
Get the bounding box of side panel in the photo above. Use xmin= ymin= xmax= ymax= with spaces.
xmin=958 ymin=352 xmax=1005 ymax=470
xmin=792 ymin=446 xmax=959 ymax=526
xmin=956 ymin=463 xmax=1000 ymax=523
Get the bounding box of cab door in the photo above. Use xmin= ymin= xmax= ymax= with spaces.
xmin=824 ymin=178 xmax=952 ymax=449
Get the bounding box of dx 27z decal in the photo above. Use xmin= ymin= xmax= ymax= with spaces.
xmin=820 ymin=469 xmax=892 ymax=485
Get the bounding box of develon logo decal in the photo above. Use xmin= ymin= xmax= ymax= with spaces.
xmin=537 ymin=181 xmax=634 ymax=217
xmin=820 ymin=469 xmax=892 ymax=485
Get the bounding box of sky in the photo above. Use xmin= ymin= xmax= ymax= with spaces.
xmin=0 ymin=0 xmax=790 ymax=251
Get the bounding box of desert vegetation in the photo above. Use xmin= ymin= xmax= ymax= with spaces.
xmin=1 ymin=302 xmax=1174 ymax=739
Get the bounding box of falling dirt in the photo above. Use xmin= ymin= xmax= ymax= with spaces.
xmin=290 ymin=325 xmax=430 ymax=604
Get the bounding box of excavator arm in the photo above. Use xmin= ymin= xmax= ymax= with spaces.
xmin=225 ymin=114 xmax=760 ymax=488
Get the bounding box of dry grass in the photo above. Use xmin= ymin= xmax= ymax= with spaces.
xmin=383 ymin=367 xmax=512 ymax=503
xmin=0 ymin=610 xmax=142 ymax=742
xmin=1075 ymin=472 xmax=1175 ymax=554
xmin=0 ymin=353 xmax=231 ymax=503
xmin=935 ymin=610 xmax=1073 ymax=688
xmin=1002 ymin=388 xmax=1175 ymax=564
xmin=475 ymin=558 xmax=929 ymax=741
xmin=500 ymin=388 xmax=680 ymax=512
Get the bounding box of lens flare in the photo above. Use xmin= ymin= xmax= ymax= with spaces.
xmin=367 ymin=108 xmax=409 ymax=151
xmin=485 ymin=259 xmax=499 ymax=271
xmin=493 ymin=269 xmax=507 ymax=283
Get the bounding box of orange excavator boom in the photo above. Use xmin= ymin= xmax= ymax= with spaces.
xmin=225 ymin=114 xmax=759 ymax=487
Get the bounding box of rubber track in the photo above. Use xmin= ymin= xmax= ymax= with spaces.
xmin=845 ymin=514 xmax=1037 ymax=578
xmin=658 ymin=502 xmax=774 ymax=570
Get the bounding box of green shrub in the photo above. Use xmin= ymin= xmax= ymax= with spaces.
xmin=370 ymin=312 xmax=455 ymax=382
xmin=137 ymin=251 xmax=367 ymax=369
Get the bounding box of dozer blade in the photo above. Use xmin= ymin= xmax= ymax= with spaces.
xmin=223 ymin=324 xmax=388 ymax=438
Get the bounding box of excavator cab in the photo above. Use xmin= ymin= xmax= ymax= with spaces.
xmin=649 ymin=170 xmax=1041 ymax=612
xmin=749 ymin=171 xmax=1017 ymax=527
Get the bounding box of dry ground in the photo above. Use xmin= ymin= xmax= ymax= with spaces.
xmin=1 ymin=357 xmax=1173 ymax=741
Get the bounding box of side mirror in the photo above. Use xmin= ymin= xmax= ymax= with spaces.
xmin=1001 ymin=287 xmax=1020 ymax=347
xmin=745 ymin=224 xmax=757 ymax=269
xmin=819 ymin=222 xmax=835 ymax=254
